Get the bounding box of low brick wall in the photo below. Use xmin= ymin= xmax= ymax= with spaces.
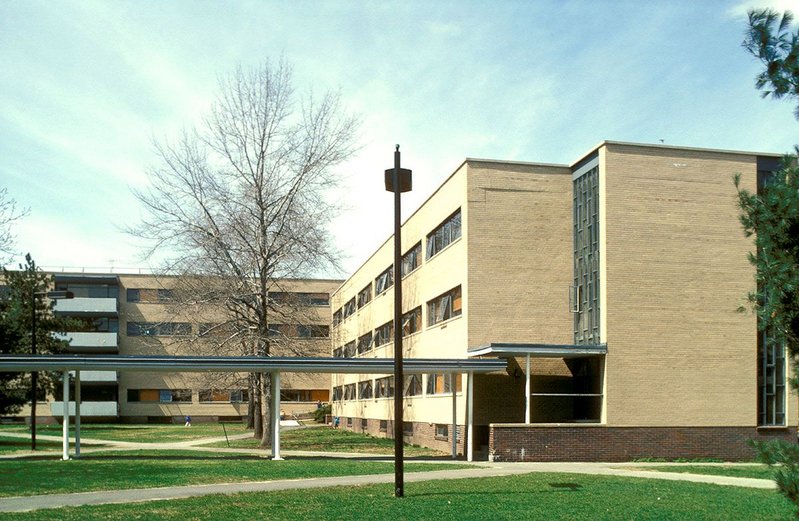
xmin=489 ymin=424 xmax=797 ymax=462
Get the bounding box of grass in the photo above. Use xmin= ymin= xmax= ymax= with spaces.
xmin=0 ymin=422 xmax=251 ymax=442
xmin=0 ymin=472 xmax=792 ymax=520
xmin=0 ymin=435 xmax=65 ymax=453
xmin=206 ymin=425 xmax=447 ymax=457
xmin=0 ymin=449 xmax=466 ymax=497
xmin=636 ymin=464 xmax=775 ymax=480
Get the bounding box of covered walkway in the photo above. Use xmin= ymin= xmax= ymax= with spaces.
xmin=0 ymin=354 xmax=506 ymax=462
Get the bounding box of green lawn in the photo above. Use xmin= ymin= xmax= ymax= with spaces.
xmin=0 ymin=422 xmax=251 ymax=442
xmin=0 ymin=472 xmax=792 ymax=520
xmin=636 ymin=464 xmax=774 ymax=480
xmin=207 ymin=425 xmax=447 ymax=457
xmin=0 ymin=449 xmax=466 ymax=497
xmin=0 ymin=435 xmax=65 ymax=453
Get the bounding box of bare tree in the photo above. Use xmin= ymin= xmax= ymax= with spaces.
xmin=129 ymin=59 xmax=359 ymax=446
xmin=0 ymin=188 xmax=29 ymax=263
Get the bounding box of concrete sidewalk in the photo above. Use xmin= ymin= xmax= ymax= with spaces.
xmin=0 ymin=459 xmax=776 ymax=513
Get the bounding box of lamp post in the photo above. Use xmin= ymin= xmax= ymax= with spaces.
xmin=30 ymin=290 xmax=73 ymax=450
xmin=385 ymin=145 xmax=411 ymax=498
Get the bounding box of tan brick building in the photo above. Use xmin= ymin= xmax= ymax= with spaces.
xmin=330 ymin=141 xmax=797 ymax=461
xmin=21 ymin=273 xmax=341 ymax=423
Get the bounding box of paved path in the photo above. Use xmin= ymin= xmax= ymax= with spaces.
xmin=0 ymin=434 xmax=777 ymax=513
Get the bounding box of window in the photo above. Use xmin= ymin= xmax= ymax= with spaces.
xmin=333 ymin=309 xmax=342 ymax=326
xmin=161 ymin=389 xmax=192 ymax=402
xmin=281 ymin=390 xmax=314 ymax=402
xmin=347 ymin=417 xmax=353 ymax=427
xmin=87 ymin=317 xmax=118 ymax=333
xmin=358 ymin=380 xmax=373 ymax=399
xmin=333 ymin=347 xmax=343 ymax=358
xmin=270 ymin=292 xmax=329 ymax=306
xmin=129 ymin=389 xmax=191 ymax=403
xmin=379 ymin=420 xmax=388 ymax=432
xmin=426 ymin=373 xmax=462 ymax=395
xmin=125 ymin=288 xmax=174 ymax=303
xmin=343 ymin=383 xmax=356 ymax=401
xmin=332 ymin=386 xmax=343 ymax=401
xmin=404 ymin=374 xmax=423 ymax=396
xmin=402 ymin=307 xmax=422 ymax=336
xmin=126 ymin=322 xmax=192 ymax=336
xmin=199 ymin=389 xmax=247 ymax=403
xmin=758 ymin=328 xmax=786 ymax=426
xmin=573 ymin=161 xmax=600 ymax=344
xmin=375 ymin=376 xmax=394 ymax=398
xmin=403 ymin=422 xmax=413 ymax=435
xmin=57 ymin=283 xmax=118 ymax=299
xmin=426 ymin=209 xmax=462 ymax=259
xmin=127 ymin=389 xmax=159 ymax=402
xmin=126 ymin=289 xmax=140 ymax=302
xmin=297 ymin=325 xmax=329 ymax=338
xmin=401 ymin=242 xmax=422 ymax=277
xmin=230 ymin=389 xmax=249 ymax=403
xmin=361 ymin=418 xmax=368 ymax=429
xmin=374 ymin=321 xmax=393 ymax=347
xmin=357 ymin=284 xmax=372 ymax=308
xmin=427 ymin=286 xmax=462 ymax=326
xmin=300 ymin=293 xmax=330 ymax=306
xmin=357 ymin=332 xmax=373 ymax=354
xmin=435 ymin=424 xmax=449 ymax=439
xmin=343 ymin=341 xmax=356 ymax=358
xmin=375 ymin=266 xmax=394 ymax=295
xmin=342 ymin=297 xmax=356 ymax=318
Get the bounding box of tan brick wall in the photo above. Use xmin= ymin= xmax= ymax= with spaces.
xmin=465 ymin=161 xmax=573 ymax=347
xmin=599 ymin=143 xmax=792 ymax=427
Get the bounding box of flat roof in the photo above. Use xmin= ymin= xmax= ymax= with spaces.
xmin=0 ymin=355 xmax=507 ymax=374
xmin=468 ymin=342 xmax=607 ymax=359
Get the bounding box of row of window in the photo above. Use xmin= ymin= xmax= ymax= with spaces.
xmin=338 ymin=418 xmax=454 ymax=440
xmin=332 ymin=373 xmax=462 ymax=401
xmin=126 ymin=388 xmax=328 ymax=404
xmin=333 ymin=286 xmax=462 ymax=356
xmin=124 ymin=321 xmax=328 ymax=338
xmin=333 ymin=209 xmax=462 ymax=325
xmin=125 ymin=289 xmax=330 ymax=307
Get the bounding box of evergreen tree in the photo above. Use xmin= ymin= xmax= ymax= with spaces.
xmin=740 ymin=8 xmax=799 ymax=514
xmin=0 ymin=254 xmax=73 ymax=416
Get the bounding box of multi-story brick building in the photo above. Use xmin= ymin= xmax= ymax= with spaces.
xmin=18 ymin=273 xmax=341 ymax=423
xmin=330 ymin=141 xmax=797 ymax=461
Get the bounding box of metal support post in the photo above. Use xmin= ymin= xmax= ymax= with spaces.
xmin=271 ymin=371 xmax=281 ymax=460
xmin=62 ymin=370 xmax=70 ymax=460
xmin=451 ymin=373 xmax=457 ymax=459
xmin=525 ymin=355 xmax=531 ymax=424
xmin=74 ymin=370 xmax=81 ymax=458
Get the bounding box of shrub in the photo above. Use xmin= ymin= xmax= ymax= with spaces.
xmin=314 ymin=404 xmax=331 ymax=423
xmin=750 ymin=439 xmax=799 ymax=516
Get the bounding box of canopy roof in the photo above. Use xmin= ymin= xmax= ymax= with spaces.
xmin=468 ymin=342 xmax=607 ymax=359
xmin=0 ymin=355 xmax=507 ymax=374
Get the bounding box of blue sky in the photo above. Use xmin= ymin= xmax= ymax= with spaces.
xmin=1 ymin=0 xmax=797 ymax=276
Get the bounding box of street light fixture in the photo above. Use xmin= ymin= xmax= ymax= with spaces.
xmin=30 ymin=289 xmax=73 ymax=450
xmin=385 ymin=145 xmax=411 ymax=498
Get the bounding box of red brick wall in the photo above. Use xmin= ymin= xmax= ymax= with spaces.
xmin=489 ymin=425 xmax=796 ymax=462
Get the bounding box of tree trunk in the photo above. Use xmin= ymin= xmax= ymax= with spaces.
xmin=253 ymin=373 xmax=263 ymax=439
xmin=260 ymin=372 xmax=272 ymax=447
xmin=246 ymin=373 xmax=255 ymax=429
